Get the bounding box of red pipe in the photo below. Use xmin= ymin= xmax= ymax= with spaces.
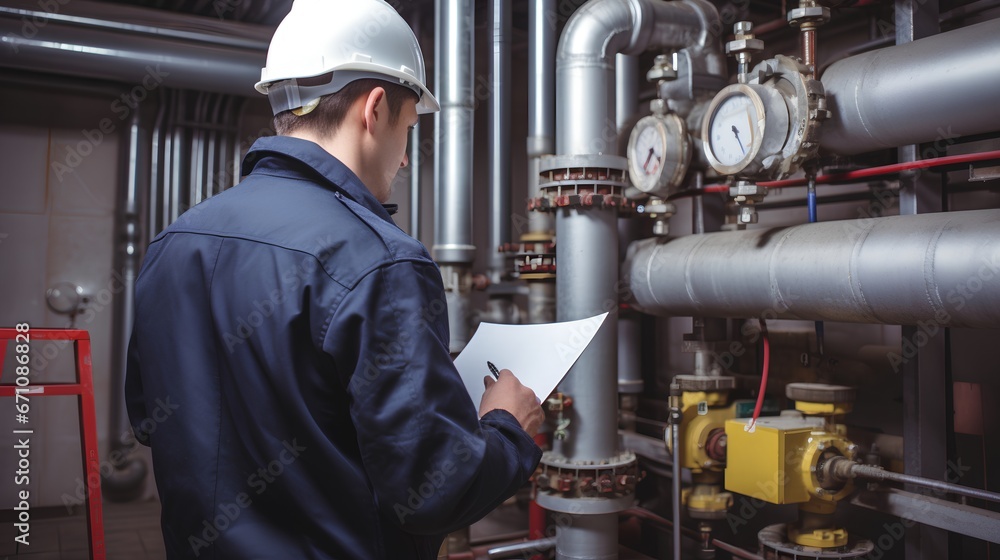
xmin=702 ymin=149 xmax=1000 ymax=193
xmin=528 ymin=433 xmax=549 ymax=560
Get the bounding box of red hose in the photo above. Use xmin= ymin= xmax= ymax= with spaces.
xmin=702 ymin=149 xmax=1000 ymax=193
xmin=746 ymin=319 xmax=770 ymax=433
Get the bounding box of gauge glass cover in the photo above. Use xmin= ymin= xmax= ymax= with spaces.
xmin=709 ymin=93 xmax=759 ymax=168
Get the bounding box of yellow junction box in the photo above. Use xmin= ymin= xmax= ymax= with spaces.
xmin=724 ymin=416 xmax=827 ymax=505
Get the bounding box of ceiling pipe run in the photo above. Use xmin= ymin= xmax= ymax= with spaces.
xmin=0 ymin=0 xmax=268 ymax=97
xmin=820 ymin=19 xmax=1000 ymax=155
xmin=623 ymin=209 xmax=1000 ymax=329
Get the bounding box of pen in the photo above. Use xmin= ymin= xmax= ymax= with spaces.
xmin=487 ymin=361 xmax=500 ymax=380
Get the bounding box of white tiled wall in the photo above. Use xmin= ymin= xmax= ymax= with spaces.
xmin=0 ymin=122 xmax=119 ymax=508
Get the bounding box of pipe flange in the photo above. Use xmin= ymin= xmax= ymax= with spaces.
xmin=674 ymin=374 xmax=737 ymax=392
xmin=533 ymin=155 xmax=632 ymax=211
xmin=786 ymin=382 xmax=857 ymax=404
xmin=758 ymin=524 xmax=875 ymax=558
xmin=535 ymin=451 xmax=639 ymax=508
xmin=744 ymin=55 xmax=829 ymax=179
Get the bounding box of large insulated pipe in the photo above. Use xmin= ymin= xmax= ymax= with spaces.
xmin=0 ymin=0 xmax=267 ymax=97
xmin=553 ymin=1 xmax=722 ymax=557
xmin=489 ymin=0 xmax=512 ymax=276
xmin=820 ymin=19 xmax=1000 ymax=155
xmin=434 ymin=0 xmax=475 ymax=352
xmin=624 ymin=209 xmax=1000 ymax=329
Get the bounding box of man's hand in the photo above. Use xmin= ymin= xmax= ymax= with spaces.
xmin=479 ymin=369 xmax=544 ymax=437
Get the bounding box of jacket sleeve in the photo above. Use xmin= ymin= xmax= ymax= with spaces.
xmin=322 ymin=259 xmax=542 ymax=535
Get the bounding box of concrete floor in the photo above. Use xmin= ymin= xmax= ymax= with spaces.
xmin=0 ymin=499 xmax=165 ymax=560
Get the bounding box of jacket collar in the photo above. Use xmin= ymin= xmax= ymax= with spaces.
xmin=241 ymin=135 xmax=398 ymax=220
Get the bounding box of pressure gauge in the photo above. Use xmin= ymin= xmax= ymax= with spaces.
xmin=702 ymin=56 xmax=828 ymax=181
xmin=626 ymin=112 xmax=690 ymax=198
xmin=702 ymin=84 xmax=767 ymax=176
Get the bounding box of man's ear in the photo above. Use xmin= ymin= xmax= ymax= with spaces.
xmin=362 ymin=87 xmax=386 ymax=135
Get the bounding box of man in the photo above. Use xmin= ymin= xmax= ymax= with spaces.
xmin=124 ymin=1 xmax=544 ymax=558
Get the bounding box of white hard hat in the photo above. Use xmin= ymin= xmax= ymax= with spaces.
xmin=256 ymin=0 xmax=439 ymax=115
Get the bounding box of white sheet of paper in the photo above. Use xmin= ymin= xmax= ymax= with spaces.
xmin=454 ymin=312 xmax=610 ymax=409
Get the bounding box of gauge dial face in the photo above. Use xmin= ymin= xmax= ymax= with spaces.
xmin=627 ymin=114 xmax=688 ymax=197
xmin=703 ymin=85 xmax=767 ymax=176
xmin=633 ymin=125 xmax=664 ymax=179
xmin=709 ymin=93 xmax=758 ymax=167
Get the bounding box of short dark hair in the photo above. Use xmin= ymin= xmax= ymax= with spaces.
xmin=273 ymin=78 xmax=418 ymax=137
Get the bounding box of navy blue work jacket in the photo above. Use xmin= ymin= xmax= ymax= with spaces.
xmin=125 ymin=136 xmax=542 ymax=559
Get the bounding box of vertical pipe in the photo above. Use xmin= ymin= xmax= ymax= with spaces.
xmin=103 ymin=108 xmax=150 ymax=497
xmin=409 ymin=121 xmax=422 ymax=240
xmin=170 ymin=94 xmax=184 ymax=223
xmin=555 ymin=208 xmax=619 ymax=560
xmin=555 ymin=515 xmax=619 ymax=560
xmin=111 ymin=110 xmax=144 ymax=446
xmin=527 ymin=0 xmax=556 ymax=238
xmin=556 ymin=210 xmax=619 ymax=460
xmin=615 ymin=54 xmax=639 ymax=134
xmin=149 ymin=97 xmax=165 ymax=239
xmin=489 ymin=0 xmax=512 ymax=276
xmin=434 ymin=0 xmax=476 ymax=352
xmin=433 ymin=0 xmax=475 ymax=259
xmin=894 ymin=2 xmax=948 ymax=559
xmin=190 ymin=93 xmax=206 ymax=206
xmin=525 ymin=0 xmax=558 ymax=328
xmin=551 ymin=1 xmax=722 ymax=557
xmin=409 ymin=13 xmax=423 ymax=241
xmin=670 ymin=384 xmax=682 ymax=560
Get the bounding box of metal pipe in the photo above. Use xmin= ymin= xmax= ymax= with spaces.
xmin=555 ymin=515 xmax=619 ymax=560
xmin=820 ymin=19 xmax=1000 ymax=155
xmin=624 ymin=209 xmax=1000 ymax=329
xmin=669 ymin=383 xmax=682 ymax=560
xmin=527 ymin=0 xmax=556 ymax=239
xmin=615 ymin=54 xmax=639 ymax=134
xmin=489 ymin=0 xmax=512 ymax=276
xmin=103 ymin=108 xmax=150 ymax=498
xmin=0 ymin=0 xmax=266 ymax=97
xmin=553 ymin=1 xmax=723 ymax=556
xmin=170 ymin=95 xmax=184 ymax=222
xmin=149 ymin=96 xmax=166 ymax=240
xmin=434 ymin=0 xmax=475 ymax=352
xmin=557 ymin=0 xmax=720 ymax=155
xmin=409 ymin=121 xmax=422 ymax=240
xmin=487 ymin=537 xmax=557 ymax=558
xmin=851 ymin=488 xmax=1000 ymax=545
xmin=845 ymin=462 xmax=1000 ymax=504
xmin=433 ymin=0 xmax=475 ymax=264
